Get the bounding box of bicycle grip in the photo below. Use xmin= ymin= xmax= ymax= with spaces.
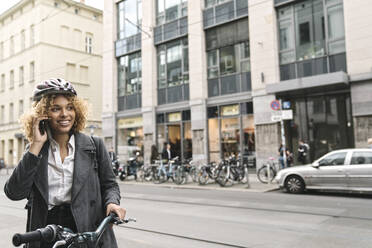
xmin=13 ymin=225 xmax=56 ymax=246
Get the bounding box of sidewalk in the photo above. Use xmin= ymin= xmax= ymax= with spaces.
xmin=0 ymin=167 xmax=279 ymax=193
xmin=118 ymin=173 xmax=280 ymax=193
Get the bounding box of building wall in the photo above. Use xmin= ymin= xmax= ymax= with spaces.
xmin=344 ymin=0 xmax=372 ymax=75
xmin=344 ymin=0 xmax=372 ymax=147
xmin=0 ymin=0 xmax=103 ymax=166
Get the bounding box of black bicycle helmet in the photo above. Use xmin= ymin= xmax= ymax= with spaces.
xmin=33 ymin=78 xmax=77 ymax=101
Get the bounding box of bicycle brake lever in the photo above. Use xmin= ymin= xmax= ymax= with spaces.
xmin=113 ymin=217 xmax=136 ymax=225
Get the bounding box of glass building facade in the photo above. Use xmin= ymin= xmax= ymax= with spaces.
xmin=277 ymin=0 xmax=346 ymax=80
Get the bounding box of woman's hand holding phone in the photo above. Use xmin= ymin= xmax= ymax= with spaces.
xmin=29 ymin=116 xmax=49 ymax=156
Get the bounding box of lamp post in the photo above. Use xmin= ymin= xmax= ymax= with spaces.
xmin=87 ymin=124 xmax=98 ymax=136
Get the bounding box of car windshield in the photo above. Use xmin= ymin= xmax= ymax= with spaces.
xmin=317 ymin=152 xmax=347 ymax=166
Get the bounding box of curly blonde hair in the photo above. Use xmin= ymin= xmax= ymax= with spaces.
xmin=21 ymin=94 xmax=88 ymax=142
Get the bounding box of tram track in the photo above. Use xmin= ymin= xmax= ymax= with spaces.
xmin=118 ymin=225 xmax=248 ymax=248
xmin=123 ymin=195 xmax=372 ymax=221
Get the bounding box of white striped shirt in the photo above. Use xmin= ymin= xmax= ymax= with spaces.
xmin=47 ymin=135 xmax=75 ymax=209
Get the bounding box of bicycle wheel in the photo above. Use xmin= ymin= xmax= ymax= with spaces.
xmin=216 ymin=166 xmax=233 ymax=187
xmin=135 ymin=167 xmax=144 ymax=182
xmin=257 ymin=165 xmax=275 ymax=184
xmin=198 ymin=169 xmax=209 ymax=185
xmin=173 ymin=168 xmax=185 ymax=185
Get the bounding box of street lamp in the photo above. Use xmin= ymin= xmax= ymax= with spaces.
xmin=87 ymin=124 xmax=98 ymax=135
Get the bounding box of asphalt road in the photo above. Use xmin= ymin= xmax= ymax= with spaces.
xmin=0 ymin=174 xmax=371 ymax=248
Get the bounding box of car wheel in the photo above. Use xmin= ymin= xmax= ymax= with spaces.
xmin=285 ymin=175 xmax=305 ymax=194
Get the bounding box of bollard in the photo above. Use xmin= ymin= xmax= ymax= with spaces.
xmin=245 ymin=165 xmax=250 ymax=188
xmin=267 ymin=162 xmax=271 ymax=185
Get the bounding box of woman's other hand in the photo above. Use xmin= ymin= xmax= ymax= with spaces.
xmin=106 ymin=203 xmax=126 ymax=220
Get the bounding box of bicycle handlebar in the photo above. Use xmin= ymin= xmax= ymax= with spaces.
xmin=12 ymin=213 xmax=136 ymax=247
xmin=13 ymin=225 xmax=57 ymax=247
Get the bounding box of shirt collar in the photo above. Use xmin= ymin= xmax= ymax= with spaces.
xmin=49 ymin=134 xmax=75 ymax=153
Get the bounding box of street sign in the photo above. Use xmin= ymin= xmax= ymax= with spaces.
xmin=271 ymin=115 xmax=282 ymax=122
xmin=270 ymin=100 xmax=281 ymax=111
xmin=282 ymin=101 xmax=291 ymax=109
xmin=282 ymin=110 xmax=293 ymax=120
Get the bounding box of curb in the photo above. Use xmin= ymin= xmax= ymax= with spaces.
xmin=118 ymin=180 xmax=279 ymax=193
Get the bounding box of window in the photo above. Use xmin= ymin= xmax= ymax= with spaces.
xmin=85 ymin=33 xmax=92 ymax=53
xmin=9 ymin=103 xmax=14 ymax=123
xmin=61 ymin=26 xmax=70 ymax=47
xmin=21 ymin=29 xmax=25 ymax=50
xmin=29 ymin=61 xmax=35 ymax=82
xmin=74 ymin=8 xmax=79 ymax=14
xmin=10 ymin=36 xmax=14 ymax=55
xmin=156 ymin=0 xmax=187 ymax=25
xmin=351 ymin=151 xmax=372 ymax=165
xmin=66 ymin=63 xmax=76 ymax=82
xmin=19 ymin=100 xmax=24 ymax=117
xmin=79 ymin=65 xmax=88 ymax=83
xmin=118 ymin=52 xmax=142 ymax=96
xmin=30 ymin=25 xmax=35 ymax=46
xmin=157 ymin=38 xmax=188 ymax=88
xmin=318 ymin=152 xmax=346 ymax=166
xmin=19 ymin=66 xmax=24 ymax=85
xmin=117 ymin=0 xmax=142 ymax=39
xmin=0 ymin=105 xmax=4 ymax=124
xmin=0 ymin=74 xmax=4 ymax=92
xmin=277 ymin=0 xmax=345 ymax=64
xmin=0 ymin=42 xmax=3 ymax=60
xmin=9 ymin=70 xmax=14 ymax=89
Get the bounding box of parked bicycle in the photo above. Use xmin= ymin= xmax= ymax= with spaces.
xmin=198 ymin=162 xmax=220 ymax=185
xmin=257 ymin=157 xmax=278 ymax=184
xmin=173 ymin=158 xmax=196 ymax=185
xmin=152 ymin=156 xmax=179 ymax=184
xmin=12 ymin=213 xmax=135 ymax=248
xmin=216 ymin=156 xmax=248 ymax=187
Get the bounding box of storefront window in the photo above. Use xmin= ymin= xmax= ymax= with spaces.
xmin=208 ymin=118 xmax=219 ymax=163
xmin=207 ymin=102 xmax=255 ymax=165
xmin=156 ymin=110 xmax=192 ymax=161
xmin=117 ymin=116 xmax=144 ymax=161
xmin=221 ymin=117 xmax=240 ymax=159
xmin=284 ymin=93 xmax=353 ymax=163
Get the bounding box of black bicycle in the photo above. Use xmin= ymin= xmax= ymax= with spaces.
xmin=12 ymin=213 xmax=136 ymax=248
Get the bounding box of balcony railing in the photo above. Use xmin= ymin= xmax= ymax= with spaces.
xmin=118 ymin=93 xmax=141 ymax=111
xmin=115 ymin=33 xmax=141 ymax=57
xmin=279 ymin=53 xmax=347 ymax=81
xmin=154 ymin=17 xmax=188 ymax=45
xmin=158 ymin=84 xmax=189 ymax=105
xmin=203 ymin=0 xmax=248 ymax=29
xmin=208 ymin=72 xmax=251 ymax=97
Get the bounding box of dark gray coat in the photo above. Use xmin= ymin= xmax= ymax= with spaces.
xmin=4 ymin=133 xmax=121 ymax=248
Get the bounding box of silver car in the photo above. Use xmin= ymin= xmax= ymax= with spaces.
xmin=275 ymin=148 xmax=372 ymax=194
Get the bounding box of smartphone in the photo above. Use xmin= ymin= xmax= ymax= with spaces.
xmin=39 ymin=120 xmax=47 ymax=135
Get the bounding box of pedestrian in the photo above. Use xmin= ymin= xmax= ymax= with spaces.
xmin=278 ymin=144 xmax=285 ymax=169
xmin=297 ymin=140 xmax=309 ymax=165
xmin=4 ymin=78 xmax=125 ymax=248
xmin=150 ymin=144 xmax=159 ymax=164
xmin=368 ymin=138 xmax=372 ymax=149
xmin=108 ymin=146 xmax=119 ymax=172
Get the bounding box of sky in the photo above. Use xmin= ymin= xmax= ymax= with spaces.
xmin=0 ymin=0 xmax=103 ymax=15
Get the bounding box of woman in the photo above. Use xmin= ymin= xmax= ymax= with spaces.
xmin=4 ymin=78 xmax=125 ymax=248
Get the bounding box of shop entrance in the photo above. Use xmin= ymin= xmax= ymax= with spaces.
xmin=167 ymin=124 xmax=181 ymax=158
xmin=157 ymin=110 xmax=192 ymax=161
xmin=284 ymin=93 xmax=354 ymax=163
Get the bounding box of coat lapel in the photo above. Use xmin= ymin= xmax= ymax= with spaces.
xmin=33 ymin=142 xmax=49 ymax=205
xmin=71 ymin=133 xmax=96 ymax=203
